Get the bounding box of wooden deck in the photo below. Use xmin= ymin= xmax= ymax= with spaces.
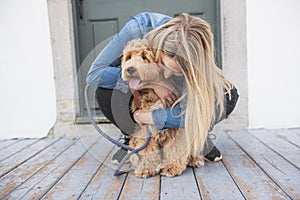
xmin=0 ymin=125 xmax=299 ymax=199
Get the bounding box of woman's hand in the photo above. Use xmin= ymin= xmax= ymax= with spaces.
xmin=145 ymin=83 xmax=177 ymax=107
xmin=133 ymin=110 xmax=154 ymax=125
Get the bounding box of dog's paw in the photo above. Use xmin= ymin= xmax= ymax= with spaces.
xmin=134 ymin=168 xmax=157 ymax=178
xmin=160 ymin=165 xmax=185 ymax=177
xmin=188 ymin=156 xmax=204 ymax=168
xmin=189 ymin=160 xmax=204 ymax=168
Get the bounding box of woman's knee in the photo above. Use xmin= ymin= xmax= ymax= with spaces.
xmin=95 ymin=87 xmax=113 ymax=108
xmin=95 ymin=87 xmax=136 ymax=135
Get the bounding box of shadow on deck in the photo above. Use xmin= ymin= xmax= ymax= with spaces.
xmin=0 ymin=125 xmax=299 ymax=199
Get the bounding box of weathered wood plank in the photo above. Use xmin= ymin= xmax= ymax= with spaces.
xmin=0 ymin=137 xmax=60 ymax=178
xmin=229 ymin=130 xmax=300 ymax=199
xmin=4 ymin=136 xmax=100 ymax=199
xmin=218 ymin=132 xmax=289 ymax=199
xmin=0 ymin=138 xmax=39 ymax=162
xmin=249 ymin=129 xmax=300 ymax=168
xmin=160 ymin=167 xmax=200 ymax=200
xmin=271 ymin=129 xmax=300 ymax=148
xmin=194 ymin=161 xmax=244 ymax=199
xmin=79 ymin=145 xmax=127 ymax=199
xmin=119 ymin=173 xmax=160 ymax=200
xmin=43 ymin=136 xmax=118 ymax=199
xmin=79 ymin=164 xmax=126 ymax=199
xmin=0 ymin=138 xmax=76 ymax=198
xmin=0 ymin=126 xmax=298 ymax=199
xmin=0 ymin=139 xmax=20 ymax=151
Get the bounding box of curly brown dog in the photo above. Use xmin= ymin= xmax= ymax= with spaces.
xmin=121 ymin=39 xmax=204 ymax=178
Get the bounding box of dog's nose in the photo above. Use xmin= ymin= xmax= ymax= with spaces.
xmin=127 ymin=66 xmax=136 ymax=75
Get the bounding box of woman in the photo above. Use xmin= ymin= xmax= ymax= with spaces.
xmin=86 ymin=12 xmax=239 ymax=164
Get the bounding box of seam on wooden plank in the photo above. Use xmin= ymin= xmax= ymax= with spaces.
xmin=219 ymin=131 xmax=247 ymax=200
xmin=0 ymin=139 xmax=21 ymax=151
xmin=279 ymin=138 xmax=300 ymax=149
xmin=0 ymin=137 xmax=63 ymax=179
xmin=158 ymin=175 xmax=162 ymax=200
xmin=76 ymin=141 xmax=119 ymax=200
xmin=0 ymin=138 xmax=79 ymax=199
xmin=192 ymin=168 xmax=202 ymax=200
xmin=76 ymin=136 xmax=126 ymax=199
xmin=116 ymin=173 xmax=129 ymax=200
xmin=289 ymin=128 xmax=300 ymax=147
xmin=220 ymin=161 xmax=247 ymax=200
xmin=0 ymin=138 xmax=42 ymax=162
xmin=192 ymin=168 xmax=203 ymax=200
xmin=38 ymin=138 xmax=102 ymax=199
xmin=273 ymin=129 xmax=300 ymax=149
xmin=219 ymin=160 xmax=247 ymax=200
xmin=227 ymin=130 xmax=293 ymax=200
xmin=248 ymin=130 xmax=300 ymax=170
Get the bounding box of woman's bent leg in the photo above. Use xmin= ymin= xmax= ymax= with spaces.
xmin=95 ymin=87 xmax=136 ymax=164
xmin=95 ymin=87 xmax=136 ymax=135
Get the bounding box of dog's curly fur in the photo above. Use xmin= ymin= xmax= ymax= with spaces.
xmin=121 ymin=39 xmax=204 ymax=178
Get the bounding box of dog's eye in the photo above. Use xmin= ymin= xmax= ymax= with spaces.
xmin=127 ymin=55 xmax=131 ymax=60
xmin=142 ymin=53 xmax=147 ymax=60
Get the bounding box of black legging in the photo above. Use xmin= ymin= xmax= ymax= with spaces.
xmin=96 ymin=87 xmax=136 ymax=135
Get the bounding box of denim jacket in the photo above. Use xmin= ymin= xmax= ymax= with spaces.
xmin=86 ymin=12 xmax=186 ymax=130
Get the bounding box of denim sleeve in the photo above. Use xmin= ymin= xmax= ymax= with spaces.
xmin=96 ymin=67 xmax=129 ymax=93
xmin=152 ymin=105 xmax=185 ymax=130
xmin=86 ymin=17 xmax=143 ymax=93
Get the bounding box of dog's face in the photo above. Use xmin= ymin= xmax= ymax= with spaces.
xmin=121 ymin=39 xmax=162 ymax=90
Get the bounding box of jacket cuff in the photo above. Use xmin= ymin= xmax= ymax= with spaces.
xmin=152 ymin=109 xmax=167 ymax=130
xmin=115 ymin=71 xmax=129 ymax=93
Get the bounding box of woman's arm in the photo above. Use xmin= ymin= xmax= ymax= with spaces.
xmin=134 ymin=105 xmax=185 ymax=130
xmin=86 ymin=18 xmax=143 ymax=93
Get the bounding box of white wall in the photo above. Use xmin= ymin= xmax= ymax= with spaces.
xmin=0 ymin=0 xmax=56 ymax=138
xmin=247 ymin=0 xmax=300 ymax=128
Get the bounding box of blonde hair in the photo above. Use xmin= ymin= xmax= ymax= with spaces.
xmin=148 ymin=13 xmax=232 ymax=157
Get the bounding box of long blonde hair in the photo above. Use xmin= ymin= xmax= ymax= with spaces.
xmin=148 ymin=13 xmax=232 ymax=157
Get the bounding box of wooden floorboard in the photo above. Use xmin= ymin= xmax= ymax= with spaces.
xmin=229 ymin=130 xmax=300 ymax=199
xmin=120 ymin=172 xmax=160 ymax=200
xmin=0 ymin=139 xmax=20 ymax=152
xmin=249 ymin=129 xmax=300 ymax=169
xmin=218 ymin=132 xmax=289 ymax=199
xmin=0 ymin=138 xmax=40 ymax=162
xmin=44 ymin=136 xmax=118 ymax=199
xmin=13 ymin=136 xmax=100 ymax=200
xmin=0 ymin=138 xmax=61 ymax=179
xmin=194 ymin=160 xmax=244 ymax=199
xmin=0 ymin=127 xmax=299 ymax=200
xmin=270 ymin=129 xmax=300 ymax=148
xmin=79 ymin=162 xmax=126 ymax=199
xmin=0 ymin=138 xmax=75 ymax=197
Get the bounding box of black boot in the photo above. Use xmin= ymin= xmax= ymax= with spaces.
xmin=111 ymin=136 xmax=130 ymax=165
xmin=203 ymin=136 xmax=223 ymax=162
